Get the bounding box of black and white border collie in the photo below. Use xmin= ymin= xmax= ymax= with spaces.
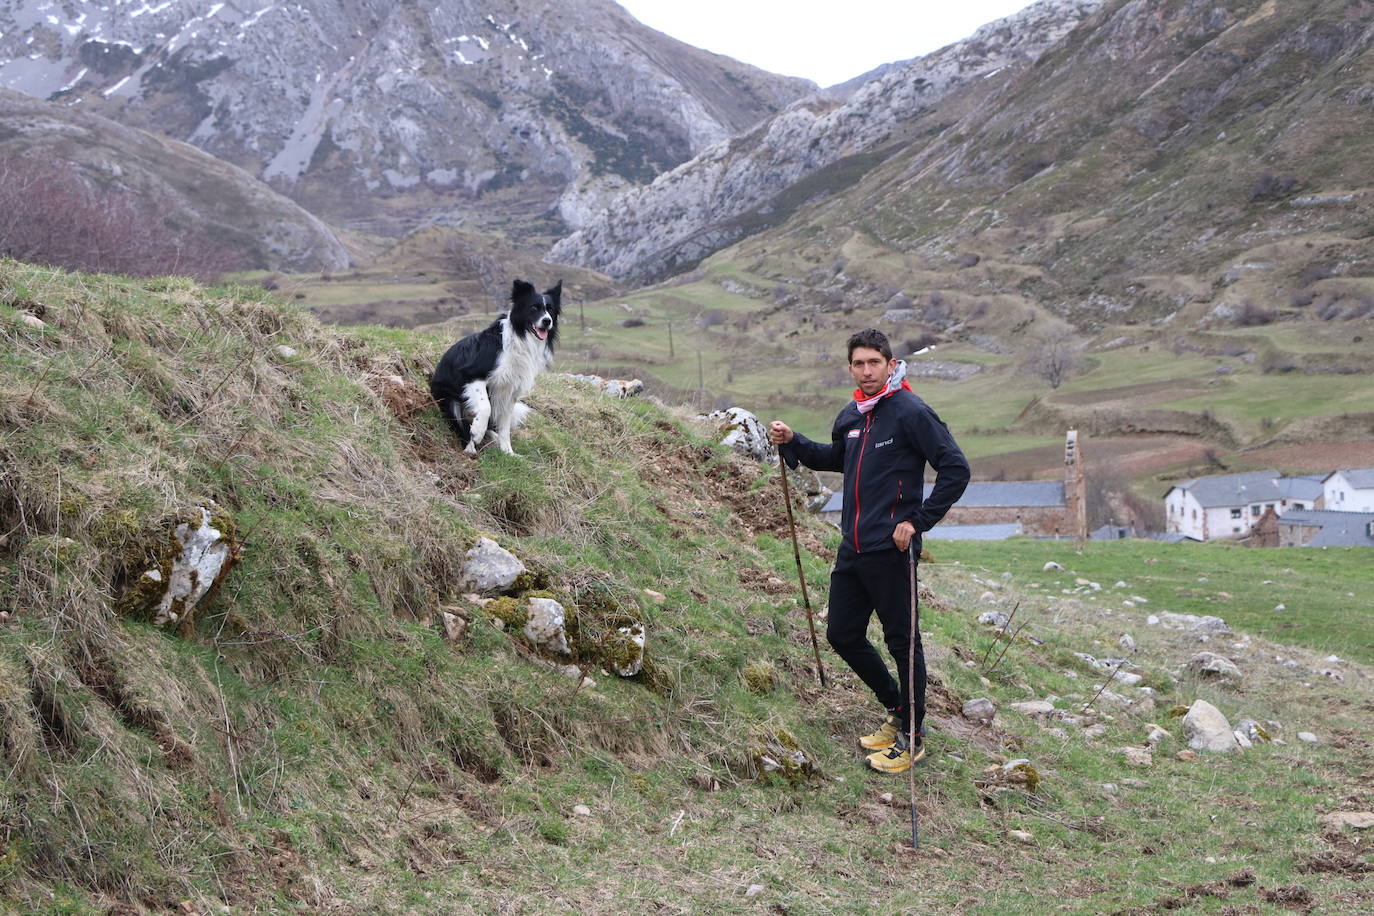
xmin=430 ymin=279 xmax=561 ymax=456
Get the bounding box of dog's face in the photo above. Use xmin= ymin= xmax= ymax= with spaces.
xmin=509 ymin=279 xmax=562 ymax=345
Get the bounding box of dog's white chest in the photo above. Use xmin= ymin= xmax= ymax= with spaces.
xmin=490 ymin=324 xmax=547 ymax=404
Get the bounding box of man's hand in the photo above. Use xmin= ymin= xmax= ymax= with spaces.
xmin=893 ymin=520 xmax=916 ymax=552
xmin=768 ymin=421 xmax=794 ymax=445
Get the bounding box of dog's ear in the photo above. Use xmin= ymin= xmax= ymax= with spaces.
xmin=544 ymin=280 xmax=563 ymax=309
xmin=511 ymin=279 xmax=534 ymax=301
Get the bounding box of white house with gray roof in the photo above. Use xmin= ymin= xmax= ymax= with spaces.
xmin=1164 ymin=470 xmax=1324 ymax=541
xmin=1323 ymin=468 xmax=1374 ymax=512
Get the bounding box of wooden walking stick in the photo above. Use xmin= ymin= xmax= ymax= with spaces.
xmin=777 ymin=458 xmax=827 ymax=688
xmin=907 ymin=544 xmax=920 ymax=850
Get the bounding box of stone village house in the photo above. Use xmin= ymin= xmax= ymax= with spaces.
xmin=1164 ymin=470 xmax=1324 ymax=541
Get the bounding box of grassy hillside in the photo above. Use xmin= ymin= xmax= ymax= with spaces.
xmin=2 ymin=259 xmax=1371 ymax=914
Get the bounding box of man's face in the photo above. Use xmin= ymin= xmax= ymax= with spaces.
xmin=849 ymin=346 xmax=896 ymax=397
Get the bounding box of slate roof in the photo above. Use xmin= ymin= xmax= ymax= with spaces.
xmin=821 ymin=480 xmax=1066 ymax=514
xmin=1325 ymin=467 xmax=1374 ymax=489
xmin=1277 ymin=510 xmax=1374 ymax=547
xmin=1167 ymin=470 xmax=1322 ymax=507
xmin=924 ymin=523 xmax=1023 ymax=541
xmin=922 ymin=480 xmax=1065 ymax=508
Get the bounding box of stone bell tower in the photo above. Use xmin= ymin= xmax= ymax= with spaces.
xmin=1064 ymin=429 xmax=1087 ymax=541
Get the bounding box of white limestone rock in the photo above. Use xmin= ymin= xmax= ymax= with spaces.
xmin=461 ymin=538 xmax=526 ymax=592
xmin=1186 ymin=652 xmax=1242 ymax=681
xmin=524 ymin=597 xmax=570 ymax=655
xmin=1182 ymin=700 xmax=1240 ymax=753
xmin=962 ymin=698 xmax=996 ymax=724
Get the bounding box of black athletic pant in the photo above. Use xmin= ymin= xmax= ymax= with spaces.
xmin=826 ymin=546 xmax=925 ymax=736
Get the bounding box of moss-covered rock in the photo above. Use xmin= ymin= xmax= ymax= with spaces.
xmin=750 ymin=727 xmax=814 ymax=783
xmin=742 ymin=662 xmax=777 ymax=695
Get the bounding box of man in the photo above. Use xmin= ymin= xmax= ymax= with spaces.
xmin=769 ymin=329 xmax=969 ymax=773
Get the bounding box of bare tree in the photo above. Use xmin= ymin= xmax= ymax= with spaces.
xmin=1021 ymin=330 xmax=1078 ymax=389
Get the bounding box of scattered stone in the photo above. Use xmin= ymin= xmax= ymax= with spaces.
xmin=568 ymin=373 xmax=645 ymax=398
xmin=120 ymin=506 xmax=235 ymax=629
xmin=1319 ymin=668 xmax=1345 ymax=682
xmin=1119 ymin=747 xmax=1153 ymax=767
xmin=642 ymin=588 xmax=667 ymax=603
xmin=609 ymin=622 xmax=646 ymax=677
xmin=1186 ymin=652 xmax=1242 ymax=681
xmin=274 ymin=344 xmax=298 ymax=359
xmin=705 ymin=407 xmax=772 ymax=460
xmin=439 ymin=611 xmax=467 ymax=642
xmin=1111 ymin=669 xmax=1143 ymax=687
xmin=1297 ymin=732 xmax=1319 ymax=744
xmin=1159 ymin=611 xmax=1231 ymax=634
xmin=1044 ymin=727 xmax=1069 ymax=739
xmin=1318 ymin=811 xmax=1374 ymax=831
xmin=525 ymin=597 xmax=571 ymax=655
xmin=1008 ymin=830 xmax=1035 ymax=845
xmin=1146 ymin=614 xmax=1160 ymax=626
xmin=1120 ymin=778 xmax=1149 ymax=788
xmin=461 ymin=538 xmax=526 ymax=592
xmin=572 ymin=804 xmax=592 ymax=817
xmin=977 ymin=610 xmax=1010 ymax=628
xmin=20 ymin=313 xmax=45 ymax=329
xmin=1083 ymin=724 xmax=1108 ymax=740
xmin=1183 ymin=700 xmax=1240 ymax=753
xmin=1119 ymin=633 xmax=1136 ymax=651
xmin=1043 ymin=561 xmax=1064 ymax=571
xmin=1114 ymin=581 xmax=1127 ymax=589
xmin=979 ymin=590 xmax=997 ymax=603
xmin=744 ymin=884 xmax=765 ymax=899
xmin=1232 ymin=730 xmax=1253 ymax=749
xmin=1234 ymin=719 xmax=1271 ymax=744
xmin=879 ymin=792 xmax=894 ymax=805
xmin=962 ymin=698 xmax=996 ymax=724
xmin=1274 ymin=603 xmax=1286 ymax=612
xmin=1145 ymin=724 xmax=1172 ymax=746
xmin=1007 ymin=700 xmax=1054 ymax=717
xmin=1176 ymin=749 xmax=1199 ymax=761
xmin=1131 ymin=595 xmax=1149 ymax=604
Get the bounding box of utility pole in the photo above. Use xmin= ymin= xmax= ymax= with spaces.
xmin=697 ymin=350 xmax=704 ymax=406
xmin=667 ymin=320 xmax=674 ymax=358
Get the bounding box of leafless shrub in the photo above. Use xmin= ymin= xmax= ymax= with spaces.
xmin=1249 ymin=171 xmax=1298 ymax=201
xmin=0 ymin=156 xmax=241 ymax=281
xmin=1233 ymin=302 xmax=1276 ymax=326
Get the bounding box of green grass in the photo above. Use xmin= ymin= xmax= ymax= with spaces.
xmin=936 ymin=538 xmax=1374 ymax=664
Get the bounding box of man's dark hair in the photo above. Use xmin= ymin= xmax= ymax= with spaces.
xmin=847 ymin=328 xmax=893 ymax=362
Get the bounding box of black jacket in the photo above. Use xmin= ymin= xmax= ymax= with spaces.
xmin=781 ymin=388 xmax=970 ymax=554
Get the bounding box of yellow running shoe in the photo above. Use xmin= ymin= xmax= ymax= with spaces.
xmin=866 ymin=735 xmax=926 ymax=774
xmin=859 ymin=714 xmax=900 ymax=751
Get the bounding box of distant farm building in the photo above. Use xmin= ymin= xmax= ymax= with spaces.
xmin=1164 ymin=470 xmax=1324 ymax=541
xmin=1277 ymin=509 xmax=1374 ymax=548
xmin=1323 ymin=467 xmax=1374 ymax=512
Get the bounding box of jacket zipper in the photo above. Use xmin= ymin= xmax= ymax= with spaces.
xmin=852 ymin=412 xmax=873 ymax=552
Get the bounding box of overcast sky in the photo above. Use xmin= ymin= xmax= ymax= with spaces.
xmin=616 ymin=1 xmax=1037 ymax=87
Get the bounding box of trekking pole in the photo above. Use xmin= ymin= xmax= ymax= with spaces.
xmin=907 ymin=544 xmax=920 ymax=850
xmin=777 ymin=457 xmax=827 ymax=688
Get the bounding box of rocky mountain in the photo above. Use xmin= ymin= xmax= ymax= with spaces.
xmin=550 ymin=0 xmax=1104 ymax=282
xmin=741 ymin=0 xmax=1374 ymax=330
xmin=0 ymin=0 xmax=812 ymax=245
xmin=0 ymin=88 xmax=348 ymax=272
